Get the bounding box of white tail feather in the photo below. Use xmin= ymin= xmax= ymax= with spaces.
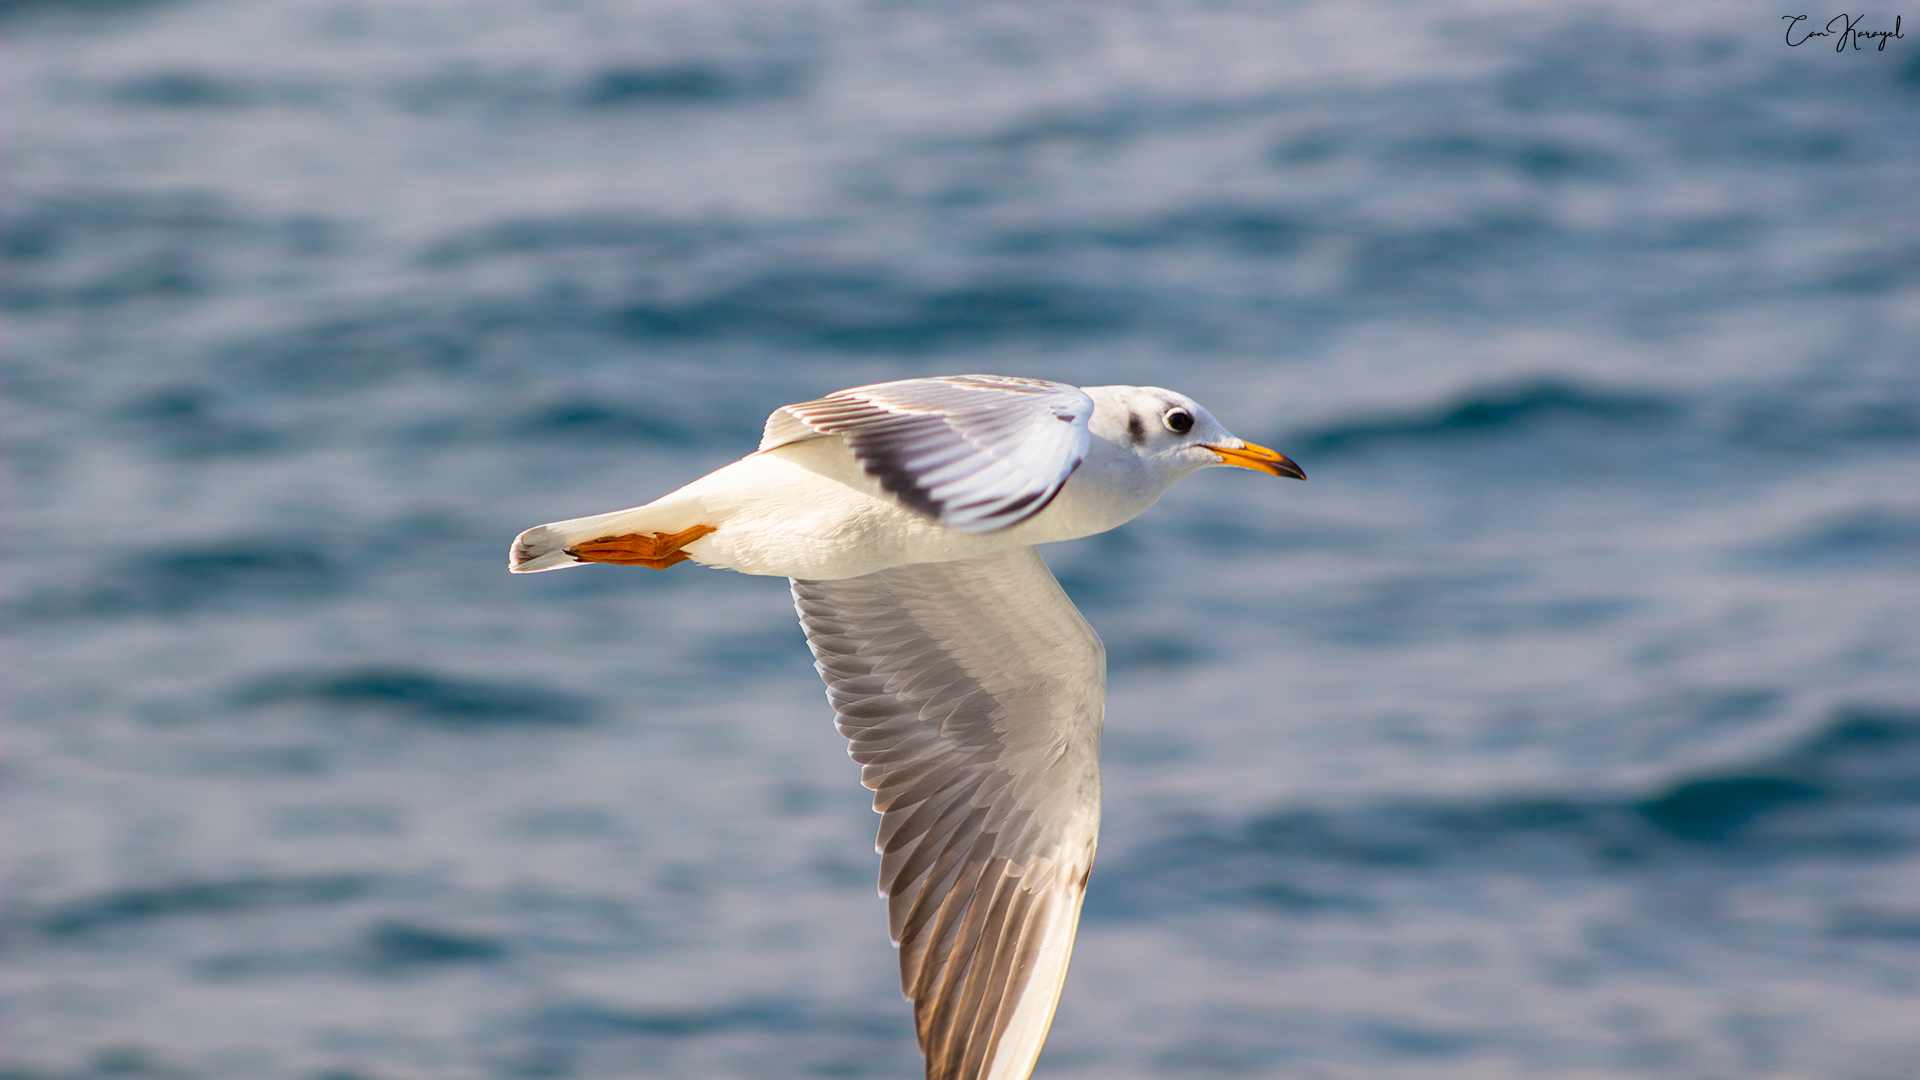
xmin=507 ymin=523 xmax=583 ymax=573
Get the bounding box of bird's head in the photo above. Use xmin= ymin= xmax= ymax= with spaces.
xmin=1084 ymin=385 xmax=1306 ymax=483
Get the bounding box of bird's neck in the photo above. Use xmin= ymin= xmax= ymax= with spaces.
xmin=1038 ymin=436 xmax=1175 ymax=542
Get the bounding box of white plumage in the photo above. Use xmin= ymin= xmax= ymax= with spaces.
xmin=509 ymin=375 xmax=1303 ymax=1079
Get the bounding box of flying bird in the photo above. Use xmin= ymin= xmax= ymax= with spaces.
xmin=509 ymin=374 xmax=1304 ymax=1079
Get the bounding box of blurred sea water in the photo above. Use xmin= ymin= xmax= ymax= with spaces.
xmin=4 ymin=1 xmax=1919 ymax=1077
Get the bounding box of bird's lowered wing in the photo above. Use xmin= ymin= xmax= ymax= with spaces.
xmin=790 ymin=549 xmax=1104 ymax=1080
xmin=760 ymin=375 xmax=1093 ymax=533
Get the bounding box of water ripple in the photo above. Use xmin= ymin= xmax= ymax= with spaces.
xmin=17 ymin=538 xmax=339 ymax=620
xmin=28 ymin=873 xmax=382 ymax=940
xmin=233 ymin=666 xmax=593 ymax=729
xmin=1294 ymin=379 xmax=1679 ymax=457
xmin=1105 ymin=704 xmax=1920 ymax=916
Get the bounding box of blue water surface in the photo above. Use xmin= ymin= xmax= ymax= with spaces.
xmin=4 ymin=2 xmax=1919 ymax=1077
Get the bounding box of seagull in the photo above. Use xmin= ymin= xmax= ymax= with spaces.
xmin=509 ymin=374 xmax=1303 ymax=1079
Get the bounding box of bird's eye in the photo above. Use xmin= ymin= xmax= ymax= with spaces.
xmin=1163 ymin=408 xmax=1193 ymax=434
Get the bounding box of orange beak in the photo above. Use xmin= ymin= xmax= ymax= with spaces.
xmin=1203 ymin=440 xmax=1306 ymax=480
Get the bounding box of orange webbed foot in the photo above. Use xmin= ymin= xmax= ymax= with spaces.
xmin=567 ymin=524 xmax=716 ymax=570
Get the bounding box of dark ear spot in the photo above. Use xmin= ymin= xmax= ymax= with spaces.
xmin=1126 ymin=412 xmax=1145 ymax=446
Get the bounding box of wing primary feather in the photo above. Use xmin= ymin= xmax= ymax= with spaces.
xmin=790 ymin=550 xmax=1104 ymax=1080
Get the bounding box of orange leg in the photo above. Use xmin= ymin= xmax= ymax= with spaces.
xmin=567 ymin=523 xmax=716 ymax=570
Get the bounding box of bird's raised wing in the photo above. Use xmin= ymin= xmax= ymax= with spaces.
xmin=790 ymin=549 xmax=1104 ymax=1080
xmin=760 ymin=375 xmax=1093 ymax=533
